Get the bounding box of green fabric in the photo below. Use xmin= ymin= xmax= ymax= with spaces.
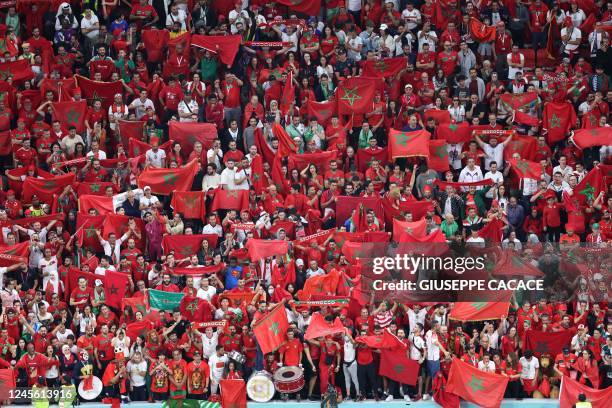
xmin=358 ymin=129 xmax=374 ymax=149
xmin=115 ymin=57 xmax=135 ymax=82
xmin=148 ymin=289 xmax=185 ymax=311
xmin=163 ymin=400 xmax=221 ymax=408
xmin=200 ymin=58 xmax=218 ymax=83
xmin=440 ymin=220 xmax=459 ymax=239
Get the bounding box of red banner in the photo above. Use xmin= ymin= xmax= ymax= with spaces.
xmin=446 ymin=358 xmax=508 ymax=408
xmin=52 ymin=100 xmax=87 ymax=133
xmin=137 ymin=159 xmax=199 ymax=195
xmin=168 ymin=121 xmax=217 ymax=154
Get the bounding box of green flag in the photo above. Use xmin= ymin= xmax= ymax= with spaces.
xmin=148 ymin=289 xmax=185 ymax=311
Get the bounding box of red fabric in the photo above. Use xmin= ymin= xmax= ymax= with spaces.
xmin=477 ymin=218 xmax=505 ymax=243
xmin=210 ymin=188 xmax=249 ymax=212
xmin=102 ymin=214 xmax=146 ymax=250
xmin=514 ymin=110 xmax=540 ymax=127
xmin=335 ymin=196 xmax=385 ymax=228
xmin=307 ymin=100 xmax=336 ymax=126
xmin=572 ymin=127 xmax=612 ymax=149
xmin=169 ymin=121 xmax=217 ymax=153
xmin=104 ymin=270 xmax=130 ymax=309
xmin=523 ymin=330 xmax=573 ymax=358
xmin=79 ymin=195 xmax=114 ymax=215
xmin=337 ymin=76 xmax=379 ymax=114
xmin=0 ymin=242 xmax=30 ymax=266
xmin=162 ymin=234 xmax=218 ymax=257
xmin=362 ymin=57 xmax=407 ymax=78
xmin=276 ymin=0 xmax=321 ymax=15
xmin=52 ymin=101 xmax=87 ymax=133
xmin=574 ymin=165 xmax=607 ymax=204
xmin=356 ymin=330 xmax=408 ymax=350
xmin=254 ymin=128 xmax=276 ymax=165
xmin=191 ymin=34 xmax=242 ymax=66
xmin=137 ymin=159 xmax=199 ymax=195
xmin=449 ymin=300 xmax=511 ymax=322
xmin=437 ymin=122 xmax=472 ymax=144
xmin=509 ymin=158 xmax=543 ymax=179
xmin=299 ymin=269 xmax=343 ymax=300
xmin=423 ymin=109 xmax=452 ymax=125
xmin=433 ymin=372 xmax=460 ymax=408
xmin=379 ymin=348 xmax=419 ymax=385
xmin=542 ymin=102 xmax=577 ymax=144
xmin=288 ymin=151 xmax=337 ymax=173
xmin=493 ymin=250 xmax=545 ymax=278
xmin=22 ymin=173 xmax=75 ymax=204
xmin=122 ymin=296 xmax=148 ymax=316
xmin=499 ymin=92 xmax=539 ymax=111
xmin=0 ymin=59 xmax=34 ymax=82
xmin=126 ymin=320 xmax=152 ymax=341
xmin=304 ymin=313 xmax=346 ymax=340
xmin=75 ymin=214 xmax=105 ymax=253
xmin=180 ymin=296 xmax=205 ymax=322
xmin=170 ymin=191 xmax=206 ymax=219
xmin=428 ymin=139 xmax=449 ymax=172
xmin=469 ymin=18 xmax=496 ymax=42
xmin=76 ymin=182 xmax=117 ymax=196
xmin=446 ymin=358 xmax=508 ymax=408
xmin=245 ymin=239 xmax=289 ymax=262
xmin=75 ymin=75 xmax=124 ymax=110
xmin=119 ymin=121 xmax=146 ymax=147
xmin=272 ymin=122 xmax=298 ymax=156
xmin=141 ymin=29 xmax=169 ymax=63
xmin=356 ymin=148 xmax=389 ymax=173
xmin=0 ymin=130 xmax=11 ymax=155
xmin=388 ymin=129 xmax=431 ymax=160
xmin=250 ymin=155 xmax=267 ymax=195
xmin=252 ymin=303 xmax=289 ymax=354
xmin=559 ymin=375 xmax=612 ymax=408
xmin=279 ymin=72 xmax=295 ymax=115
xmin=393 ymin=219 xmax=427 ymax=240
xmin=503 ymin=134 xmax=537 ymax=162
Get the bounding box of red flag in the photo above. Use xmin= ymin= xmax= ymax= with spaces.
xmin=270 ymin=156 xmax=287 ymax=194
xmin=559 ymin=375 xmax=612 ymax=408
xmin=245 ymin=239 xmax=289 ymax=262
xmin=509 ymin=158 xmax=543 ymax=179
xmin=272 ymin=123 xmax=298 ymax=156
xmin=575 ymin=165 xmax=606 ymax=204
xmin=76 ymin=182 xmax=117 ymax=196
xmin=469 ymin=17 xmax=496 ymax=42
xmin=0 ymin=36 xmax=19 ymax=57
xmin=446 ymin=358 xmax=508 ymax=408
xmin=119 ymin=121 xmax=146 ymax=148
xmin=393 ymin=219 xmax=427 ymax=240
xmin=307 ymin=99 xmax=336 ymax=126
xmin=75 ymin=75 xmax=124 ymax=110
xmin=542 ymin=102 xmax=577 ymax=144
xmin=22 ymin=173 xmax=76 ymax=204
xmin=172 ymin=265 xmax=224 ymax=276
xmin=388 ymin=129 xmax=430 ymax=160
xmin=503 ymin=134 xmax=537 ymax=161
xmin=288 ymin=151 xmax=337 ymax=173
xmin=209 ymin=188 xmax=250 ymax=212
xmin=335 ymin=196 xmax=385 ymax=228
xmin=337 ymin=76 xmax=378 ymax=114
xmin=104 ymin=271 xmax=129 ymax=309
xmin=434 ymin=0 xmax=459 ymax=28
xmin=499 ymin=92 xmax=539 ymax=111
xmin=397 ymin=229 xmax=448 ymax=256
xmin=0 ymin=59 xmax=34 ymax=82
xmin=356 ymin=329 xmax=408 ymax=350
xmin=126 ymin=320 xmax=153 ymax=341
xmin=75 ymin=214 xmax=105 ymax=253
xmin=362 ymin=57 xmax=407 ymax=78
xmin=523 ymin=330 xmax=573 ymax=358
xmin=279 ymin=71 xmax=295 ymax=115
xmin=427 ymin=139 xmax=449 ymax=171
xmin=437 ymin=122 xmax=472 ymax=144
xmin=299 ymin=269 xmax=343 ymax=300
xmin=170 ymin=191 xmax=206 ymax=219
xmin=0 ymin=368 xmax=16 ymax=393
xmin=433 ymin=179 xmax=494 ymax=190
xmin=433 ymin=372 xmax=460 ymax=408
xmin=67 ymin=268 xmax=98 ymax=298
xmin=355 ymin=148 xmax=389 ymax=173
xmin=449 ymin=299 xmax=511 ymax=322
xmin=546 ymin=17 xmax=559 ymax=60
xmin=575 ymin=0 xmax=598 ymax=14
xmin=0 ymin=131 xmax=11 ymax=155
xmin=137 ymin=159 xmax=199 ymax=195
xmin=0 ymin=242 xmax=29 ymax=266
xmin=254 ymin=128 xmax=276 ymax=164
xmin=128 ymin=137 xmax=151 ymax=158
xmin=141 ymin=29 xmax=169 ymax=63
xmin=168 ymin=121 xmax=217 ymax=153
xmin=275 ymin=0 xmax=321 ymax=16
xmin=423 ymin=109 xmax=451 ymax=125
xmin=381 ymin=198 xmax=434 ymax=226
xmin=179 ymin=296 xmax=204 ymax=322
xmin=162 ymin=234 xmax=218 ymax=258
xmin=79 ymin=195 xmax=114 ymax=215
xmin=250 ymin=154 xmax=268 ymax=194
xmin=379 ymin=349 xmax=419 ymax=385
xmin=220 ymin=379 xmax=247 ymax=408
xmin=102 ymin=214 xmax=146 ymax=251
xmin=493 ymin=250 xmax=545 ymax=277
xmin=477 ymin=218 xmax=505 ymax=243
xmin=513 ymin=110 xmax=540 ymax=127
xmin=304 ymin=313 xmax=346 ymax=340
xmin=253 ymin=303 xmax=289 ymax=354
xmin=579 ymin=13 xmax=596 ymax=34
xmin=122 ymin=296 xmax=148 ymax=316
xmin=572 ymin=127 xmax=612 ymax=149
xmin=52 ymin=101 xmax=87 ymax=133
xmin=191 ymin=34 xmax=242 ymax=65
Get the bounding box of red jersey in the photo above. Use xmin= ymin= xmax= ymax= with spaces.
xmin=187 ymin=360 xmax=209 ymax=394
xmin=279 ymin=338 xmax=304 ymax=366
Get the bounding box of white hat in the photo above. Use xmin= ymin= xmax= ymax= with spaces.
xmin=144 ymin=186 xmax=151 ymax=190
xmin=379 ymin=24 xmax=388 ymax=31
xmin=95 ymin=279 xmax=103 ymax=286
xmin=296 ymin=259 xmax=304 ymax=266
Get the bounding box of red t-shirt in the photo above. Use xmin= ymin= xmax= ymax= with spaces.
xmin=280 ymin=338 xmax=304 ymax=366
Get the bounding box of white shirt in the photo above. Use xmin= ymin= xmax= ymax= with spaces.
xmin=560 ymin=27 xmax=582 ymax=52
xmin=197 ymin=285 xmax=217 ymax=302
xmin=202 ymin=331 xmax=219 ymax=359
xmin=177 ymin=100 xmax=199 ymax=122
xmin=207 ymin=148 xmax=223 ymax=170
xmin=86 ymin=149 xmax=107 ymax=160
xmin=425 ymin=330 xmax=441 ymax=360
xmin=483 ymin=143 xmax=505 ymax=170
xmin=80 ymin=14 xmax=100 ymax=40
xmin=202 ymin=223 xmax=223 ymax=237
xmin=129 ymin=98 xmax=155 ymax=118
xmin=233 ymin=168 xmax=251 ymax=190
xmin=402 ymin=9 xmax=421 ymax=30
xmin=553 ymin=165 xmax=574 ymax=181
xmin=343 ymin=335 xmax=356 ymax=362
xmin=166 ymin=9 xmax=188 ymax=30
xmin=208 ymin=353 xmax=228 ymax=379
xmin=519 ymin=356 xmax=539 ymax=379
xmin=409 ymin=334 xmax=426 ymax=360
xmin=220 ymin=168 xmax=237 ymax=189
xmin=145 ymin=148 xmax=166 ymax=168
xmin=448 ymin=105 xmax=466 ymax=122
xmin=100 ymin=233 xmax=128 ymax=263
xmin=417 ymin=30 xmax=437 ymax=52
xmin=407 ymin=307 xmax=428 ymax=334
xmin=458 ymin=165 xmax=484 ymax=187
xmin=94 ymin=264 xmax=116 ymax=276
xmin=478 ymin=360 xmax=496 ymax=373
xmin=39 ymin=256 xmax=59 ymax=293
xmin=507 ymin=52 xmax=525 ymax=79
xmin=127 ymin=360 xmax=148 ymax=387
xmin=347 ymin=36 xmax=363 ymax=61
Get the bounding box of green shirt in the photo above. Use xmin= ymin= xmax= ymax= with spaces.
xmin=200 ymin=58 xmax=218 ymax=82
xmin=358 ymin=130 xmax=374 ymax=149
xmin=440 ymin=220 xmax=459 ymax=239
xmin=115 ymin=57 xmax=135 ymax=82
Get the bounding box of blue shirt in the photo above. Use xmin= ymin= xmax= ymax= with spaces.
xmin=224 ymin=266 xmax=242 ymax=290
xmin=507 ymin=204 xmax=525 ymax=227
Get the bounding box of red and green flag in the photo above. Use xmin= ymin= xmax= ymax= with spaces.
xmin=337 ymin=76 xmax=378 ymax=114
xmin=122 ymin=296 xmax=148 ymax=316
xmin=79 ymin=195 xmax=114 ymax=215
xmin=306 ymin=99 xmax=336 ymax=126
xmin=126 ymin=320 xmax=153 ymax=341
xmin=477 ymin=217 xmax=505 ymax=243
xmin=191 ymin=34 xmax=242 ymax=65
xmin=75 ymin=75 xmax=123 ymax=110
xmin=279 ymin=71 xmax=295 ymax=115
xmin=513 ymin=110 xmax=540 ymax=127
xmin=437 ymin=122 xmax=472 ymax=144
xmin=503 ymin=133 xmax=537 ymax=162
xmin=220 ymin=379 xmax=247 ymax=408
xmin=388 ymin=129 xmax=431 ymax=160
xmin=356 ymin=147 xmax=389 ymax=173
xmin=362 ymin=57 xmax=407 ymax=78
xmin=423 ymin=109 xmax=451 ymax=125
xmin=449 ymin=300 xmax=511 ymax=321
xmin=137 ymin=159 xmax=199 ymax=195
xmin=253 ymin=302 xmax=289 ymax=354
xmin=492 ymin=250 xmax=545 ymax=278
xmin=170 ymin=191 xmax=206 ymax=219
xmin=76 ymin=182 xmax=116 ymax=196
xmin=272 ymin=122 xmax=298 ymax=157
xmin=304 ymin=313 xmax=346 ymax=340
xmin=509 ymin=158 xmax=542 ymax=179
xmin=523 ymin=330 xmax=573 ymax=358
xmin=575 ymin=165 xmax=606 ymax=204
xmin=169 ymin=121 xmax=217 ymax=154
xmin=0 ymin=242 xmax=29 ymax=266
xmin=22 ymin=173 xmax=75 ymax=204
xmin=542 ymin=102 xmax=577 ymax=144
xmin=559 ymin=375 xmax=612 ymax=408
xmin=148 ymin=289 xmax=185 ymax=311
xmin=209 ymin=188 xmax=249 ymax=212
xmin=499 ymin=92 xmax=539 ymax=111
xmin=245 ymin=239 xmax=289 ymax=262
xmin=52 ymin=100 xmax=87 ymax=133
xmin=379 ymin=349 xmax=419 ymax=385
xmin=162 ymin=234 xmax=219 ymax=257
xmin=446 ymin=358 xmax=509 ymax=408
xmin=572 ymin=127 xmax=612 ymax=149
xmin=287 ymin=151 xmax=337 ymax=173
xmin=0 ymin=59 xmax=34 ymax=82
xmin=0 ymin=368 xmax=16 ymax=396
xmin=469 ymin=17 xmax=496 ymax=42
xmin=393 ymin=219 xmax=427 ymax=240
xmin=427 ymin=139 xmax=449 ymax=172
xmin=119 ymin=121 xmax=147 ymax=147
xmin=102 ymin=213 xmax=146 ymax=250
xmin=356 ymin=329 xmax=408 ymax=350
xmin=250 ymin=154 xmax=268 ymax=195
xmin=104 ymin=270 xmax=130 ymax=309
xmin=298 ymin=269 xmax=343 ymax=300
xmin=75 ymin=214 xmax=105 ymax=253
xmin=179 ymin=296 xmax=205 ymax=322
xmin=275 ymin=0 xmax=321 ymax=16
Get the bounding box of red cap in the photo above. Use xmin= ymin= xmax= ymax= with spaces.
xmin=423 ymin=185 xmax=433 ymax=193
xmin=6 ymin=189 xmax=14 ymax=196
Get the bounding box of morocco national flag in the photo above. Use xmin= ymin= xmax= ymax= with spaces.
xmin=162 ymin=234 xmax=219 ymax=257
xmin=75 ymin=75 xmax=123 ymax=110
xmin=191 ymin=34 xmax=242 ymax=65
xmin=122 ymin=296 xmax=148 ymax=316
xmin=499 ymin=92 xmax=539 ymax=111
xmin=220 ymin=379 xmax=247 ymax=408
xmin=170 ymin=191 xmax=205 ymax=219
xmin=298 ymin=269 xmax=342 ymax=300
xmin=362 ymin=57 xmax=407 ymax=78
xmin=52 ymin=101 xmax=87 ymax=133
xmin=575 ymin=165 xmax=606 ymax=204
xmin=179 ymin=296 xmax=204 ymax=321
xmin=503 ymin=134 xmax=537 ymax=161
xmin=0 ymin=368 xmax=16 ymax=392
xmin=276 ymin=0 xmax=321 ymax=16
xmin=356 ymin=148 xmax=389 ymax=173
xmin=356 ymin=329 xmax=408 ymax=350
xmin=137 ymin=159 xmax=198 ymax=195
xmin=79 ymin=195 xmax=114 ymax=215
xmin=22 ymin=173 xmax=76 ymax=204
xmin=148 ymin=289 xmax=185 ymax=311
xmin=210 ymin=188 xmax=249 ymax=212
xmin=428 ymin=139 xmax=449 ymax=171
xmin=523 ymin=330 xmax=573 ymax=358
xmin=307 ymin=99 xmax=336 ymax=126
xmin=477 ymin=217 xmax=504 ymax=243
xmin=423 ymin=109 xmax=451 ymax=124
xmin=126 ymin=320 xmax=153 ymax=341
xmin=102 ymin=214 xmax=146 ymax=250
xmin=304 ymin=313 xmax=346 ymax=340
xmin=245 ymin=239 xmax=289 ymax=262
xmin=509 ymin=158 xmax=542 ymax=179
xmin=337 ymin=77 xmax=378 ymax=114
xmin=0 ymin=242 xmax=29 ymax=266
xmin=0 ymin=59 xmax=34 ymax=82
xmin=272 ymin=122 xmax=298 ymax=156
xmin=493 ymin=250 xmax=544 ymax=277
xmin=469 ymin=17 xmax=496 ymax=42
xmin=250 ymin=154 xmax=267 ymax=194
xmin=449 ymin=299 xmax=511 ymax=322
xmin=393 ymin=219 xmax=427 ymax=240
xmin=559 ymin=375 xmax=612 ymax=408
xmin=75 ymin=214 xmax=105 ymax=253
xmin=119 ymin=121 xmax=146 ymax=147
xmin=168 ymin=121 xmax=217 ymax=153
xmin=104 ymin=270 xmax=130 ymax=309
xmin=288 ymin=151 xmax=337 ymax=173
xmin=446 ymin=358 xmax=508 ymax=408
xmin=253 ymin=302 xmax=289 ymax=354
xmin=388 ymin=129 xmax=430 ymax=160
xmin=572 ymin=127 xmax=612 ymax=149
xmin=514 ymin=110 xmax=540 ymax=127
xmin=437 ymin=122 xmax=472 ymax=144
xmin=379 ymin=349 xmax=419 ymax=385
xmin=280 ymin=71 xmax=295 ymax=115
xmin=543 ymin=102 xmax=577 ymax=144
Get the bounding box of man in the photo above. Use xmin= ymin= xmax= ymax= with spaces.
xmin=208 ymin=345 xmax=228 ymax=394
xmin=167 ymin=349 xmax=188 ymax=401
xmin=187 ymin=350 xmax=209 ymax=399
xmin=177 ymin=91 xmax=199 ymax=122
xmin=474 ymin=133 xmax=513 ymax=170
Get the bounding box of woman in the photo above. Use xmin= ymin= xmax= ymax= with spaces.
xmin=316 ymin=335 xmax=341 ymax=395
xmin=289 ymin=169 xmax=303 ymax=192
xmin=224 ymin=360 xmax=242 ymax=379
xmin=501 ymin=327 xmax=519 ymax=358
xmin=433 ymin=69 xmax=448 ymax=92
xmin=503 ymin=352 xmax=522 ymax=398
xmin=46 ymin=143 xmax=67 ymax=170
xmin=574 ymin=349 xmax=599 ymax=388
xmin=448 ymin=97 xmax=466 ymax=122
xmin=300 ymin=53 xmax=317 ymax=84
xmin=266 ymin=100 xmax=281 ymax=125
xmin=301 ymin=164 xmax=324 ymax=191
xmin=167 ymin=142 xmax=184 ymax=166
xmin=298 ymin=77 xmax=316 ymax=109
xmin=196 ymin=239 xmax=213 ymax=265
xmin=283 ymin=52 xmax=300 ymax=76
xmin=130 ymin=335 xmax=146 ymax=358
xmin=316 ymin=55 xmax=334 ymax=82
xmin=112 ymin=329 xmax=131 ymax=359
xmin=44 ymin=345 xmax=60 ymax=392
xmin=319 ymin=26 xmax=339 ymax=60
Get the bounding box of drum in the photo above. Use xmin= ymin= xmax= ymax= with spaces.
xmin=228 ymin=350 xmax=246 ymax=364
xmin=246 ymin=371 xmax=275 ymax=402
xmin=78 ymin=376 xmax=103 ymax=400
xmin=273 ymin=366 xmax=305 ymax=393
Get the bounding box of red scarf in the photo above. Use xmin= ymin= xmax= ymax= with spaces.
xmin=511 ymin=51 xmax=521 ymax=64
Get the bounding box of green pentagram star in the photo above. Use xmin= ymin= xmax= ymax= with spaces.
xmin=269 ymin=321 xmax=280 ymax=335
xmin=340 ymin=87 xmax=362 ymax=106
xmin=89 ymin=183 xmax=101 ymax=192
xmin=374 ymin=60 xmax=388 ymax=73
xmin=434 ymin=145 xmax=446 ymax=159
xmin=182 ymin=195 xmax=199 ymax=209
xmin=133 ymin=146 xmax=141 ymax=156
xmin=318 ymin=109 xmax=330 ymax=118
xmin=470 ymin=302 xmax=488 ymax=311
xmin=579 ymin=183 xmax=595 ymax=200
xmin=393 ymin=364 xmax=404 ymax=373
xmin=85 ymin=225 xmax=97 ymax=238
xmin=511 ymin=256 xmax=523 ymax=267
xmin=185 ymin=301 xmax=199 ymax=316
xmin=0 ymin=69 xmax=11 ymax=80
xmin=511 ymin=141 xmax=524 ymax=152
xmin=66 ymin=108 xmax=81 ymax=125
xmin=549 ymin=114 xmax=561 ymax=128
xmin=448 ymin=124 xmax=458 ymax=132
xmin=467 ymin=375 xmax=484 ymax=392
xmin=394 ymin=133 xmax=414 ymax=147
xmin=163 ymin=173 xmax=177 ymax=186
xmin=516 ymin=160 xmax=530 ymax=173
xmin=178 ymin=245 xmax=194 ymax=257
xmin=108 ymin=285 xmax=119 ymax=295
xmin=43 ymin=180 xmax=58 ymax=189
